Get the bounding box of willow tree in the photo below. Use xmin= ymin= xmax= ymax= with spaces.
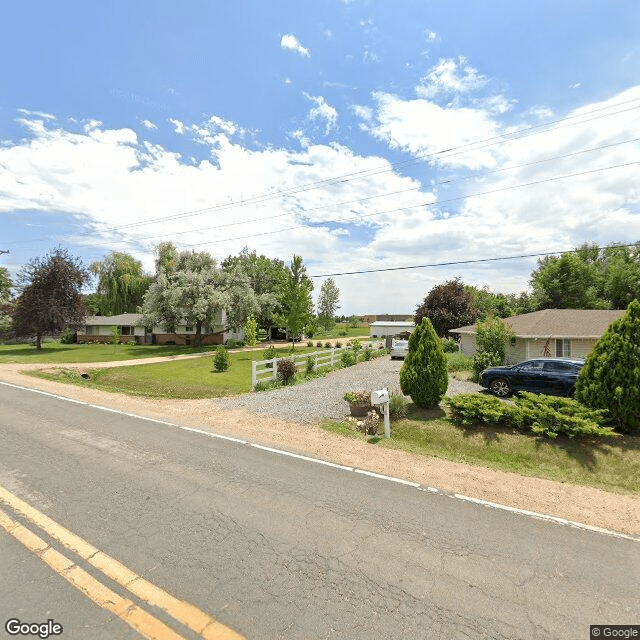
xmin=90 ymin=252 xmax=152 ymax=315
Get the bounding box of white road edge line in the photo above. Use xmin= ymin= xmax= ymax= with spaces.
xmin=2 ymin=380 xmax=638 ymax=543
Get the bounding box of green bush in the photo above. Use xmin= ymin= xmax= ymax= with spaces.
xmin=213 ymin=345 xmax=230 ymax=372
xmin=334 ymin=341 xmax=341 ymax=348
xmin=441 ymin=337 xmax=458 ymax=353
xmin=307 ymin=340 xmax=314 ymax=347
xmin=263 ymin=345 xmax=277 ymax=364
xmin=399 ymin=317 xmax=448 ymax=408
xmin=59 ymin=327 xmax=77 ymax=344
xmin=471 ymin=350 xmax=502 ymax=382
xmin=340 ymin=351 xmax=357 ymax=367
xmin=277 ymin=358 xmax=298 ymax=383
xmin=110 ymin=326 xmax=121 ymax=344
xmin=225 ymin=338 xmax=244 ymax=349
xmin=324 ymin=341 xmax=332 ymax=348
xmin=362 ymin=346 xmax=373 ymax=361
xmin=446 ymin=352 xmax=473 ymax=372
xmin=316 ymin=341 xmax=323 ymax=348
xmin=575 ymin=299 xmax=640 ymax=434
xmin=254 ymin=378 xmax=283 ymax=392
xmin=351 ymin=339 xmax=362 ymax=355
xmin=306 ymin=355 xmax=315 ymax=375
xmin=338 ymin=329 xmax=348 ymax=337
xmin=244 ymin=315 xmax=258 ymax=346
xmin=445 ymin=394 xmax=512 ymax=426
xmin=445 ymin=392 xmax=618 ymax=439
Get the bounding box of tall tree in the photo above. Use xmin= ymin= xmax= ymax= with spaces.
xmin=275 ymin=255 xmax=313 ymax=346
xmin=0 ymin=266 xmax=12 ymax=302
xmin=530 ymin=248 xmax=608 ymax=309
xmin=316 ymin=278 xmax=340 ymax=330
xmin=221 ymin=247 xmax=285 ymax=335
xmin=142 ymin=243 xmax=265 ymax=347
xmin=13 ymin=248 xmax=88 ymax=349
xmin=0 ymin=266 xmax=13 ymax=333
xmin=90 ymin=252 xmax=152 ymax=315
xmin=414 ymin=278 xmax=479 ymax=337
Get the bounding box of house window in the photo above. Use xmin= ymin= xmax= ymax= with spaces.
xmin=85 ymin=325 xmax=98 ymax=335
xmin=185 ymin=326 xmax=193 ymax=332
xmin=120 ymin=326 xmax=132 ymax=336
xmin=555 ymin=338 xmax=571 ymax=357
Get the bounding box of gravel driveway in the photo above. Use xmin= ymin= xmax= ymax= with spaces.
xmin=213 ymin=355 xmax=481 ymax=424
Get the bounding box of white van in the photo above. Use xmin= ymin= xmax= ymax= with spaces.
xmin=390 ymin=339 xmax=409 ymax=360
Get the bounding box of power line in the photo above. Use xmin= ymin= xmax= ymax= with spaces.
xmin=73 ymin=96 xmax=640 ymax=233
xmin=308 ymin=242 xmax=640 ymax=278
xmin=173 ymin=160 xmax=640 ymax=248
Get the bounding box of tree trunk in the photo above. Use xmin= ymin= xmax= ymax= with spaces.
xmin=36 ymin=333 xmax=42 ymax=350
xmin=194 ymin=321 xmax=203 ymax=347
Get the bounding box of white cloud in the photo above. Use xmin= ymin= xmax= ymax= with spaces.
xmin=280 ymin=34 xmax=310 ymax=58
xmin=425 ymin=30 xmax=437 ymax=42
xmin=570 ymin=82 xmax=582 ymax=89
xmin=142 ymin=119 xmax=157 ymax=129
xmin=17 ymin=109 xmax=56 ymax=120
xmin=168 ymin=118 xmax=186 ymax=134
xmin=417 ymin=56 xmax=487 ymax=98
xmin=304 ymin=93 xmax=338 ymax=134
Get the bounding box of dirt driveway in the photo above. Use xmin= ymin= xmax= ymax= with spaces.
xmin=0 ymin=358 xmax=638 ymax=537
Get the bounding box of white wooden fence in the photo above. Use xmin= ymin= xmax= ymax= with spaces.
xmin=251 ymin=346 xmax=351 ymax=388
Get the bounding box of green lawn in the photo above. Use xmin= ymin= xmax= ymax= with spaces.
xmin=321 ymin=405 xmax=640 ymax=495
xmin=313 ymin=324 xmax=370 ymax=339
xmin=29 ymin=346 xmax=318 ymax=399
xmin=0 ymin=342 xmax=220 ymax=364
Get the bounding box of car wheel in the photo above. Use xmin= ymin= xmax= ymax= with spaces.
xmin=489 ymin=378 xmax=511 ymax=398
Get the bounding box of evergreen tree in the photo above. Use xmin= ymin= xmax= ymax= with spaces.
xmin=575 ymin=299 xmax=640 ymax=434
xmin=399 ymin=317 xmax=448 ymax=408
xmin=275 ymin=255 xmax=313 ymax=347
xmin=317 ymin=278 xmax=340 ymax=330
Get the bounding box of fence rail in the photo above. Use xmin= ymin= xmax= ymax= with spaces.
xmin=251 ymin=345 xmax=370 ymax=388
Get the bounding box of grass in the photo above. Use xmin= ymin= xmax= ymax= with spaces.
xmin=320 ymin=403 xmax=640 ymax=495
xmin=0 ymin=341 xmax=220 ymax=364
xmin=29 ymin=346 xmax=318 ymax=399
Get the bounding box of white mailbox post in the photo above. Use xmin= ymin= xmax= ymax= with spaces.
xmin=371 ymin=387 xmax=391 ymax=438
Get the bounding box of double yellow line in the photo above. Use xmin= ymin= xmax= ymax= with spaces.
xmin=0 ymin=486 xmax=244 ymax=640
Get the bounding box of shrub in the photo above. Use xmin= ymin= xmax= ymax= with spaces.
xmin=254 ymin=378 xmax=282 ymax=392
xmin=445 ymin=394 xmax=512 ymax=426
xmin=399 ymin=317 xmax=448 ymax=408
xmin=362 ymin=346 xmax=373 ymax=361
xmin=334 ymin=341 xmax=341 ymax=348
xmin=59 ymin=327 xmax=77 ymax=344
xmin=225 ymin=338 xmax=244 ymax=349
xmin=306 ymin=355 xmax=315 ymax=375
xmin=213 ymin=345 xmax=230 ymax=372
xmin=263 ymin=345 xmax=277 ymax=365
xmin=244 ymin=315 xmax=258 ymax=347
xmin=110 ymin=326 xmax=120 ymax=344
xmin=338 ymin=329 xmax=348 ymax=337
xmin=575 ymin=299 xmax=640 ymax=434
xmin=351 ymin=339 xmax=362 ymax=355
xmin=475 ymin=315 xmax=514 ymax=360
xmin=471 ymin=350 xmax=502 ymax=382
xmin=446 ymin=352 xmax=473 ymax=372
xmin=277 ymin=358 xmax=298 ymax=383
xmin=340 ymin=351 xmax=357 ymax=367
xmin=307 ymin=340 xmax=314 ymax=347
xmin=316 ymin=341 xmax=322 ymax=348
xmin=324 ymin=341 xmax=332 ymax=348
xmin=389 ymin=390 xmax=409 ymax=420
xmin=344 ymin=390 xmax=370 ymax=403
xmin=441 ymin=337 xmax=458 ymax=353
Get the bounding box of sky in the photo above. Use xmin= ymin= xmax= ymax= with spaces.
xmin=1 ymin=0 xmax=639 ymax=315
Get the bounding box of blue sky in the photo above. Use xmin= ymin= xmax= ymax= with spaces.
xmin=1 ymin=1 xmax=639 ymax=314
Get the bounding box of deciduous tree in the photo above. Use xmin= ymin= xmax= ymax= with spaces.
xmin=275 ymin=255 xmax=313 ymax=347
xmin=414 ymin=278 xmax=479 ymax=337
xmin=316 ymin=278 xmax=340 ymax=330
xmin=13 ymin=248 xmax=88 ymax=349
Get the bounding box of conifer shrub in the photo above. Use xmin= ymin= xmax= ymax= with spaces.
xmin=399 ymin=317 xmax=448 ymax=408
xmin=340 ymin=351 xmax=357 ymax=367
xmin=277 ymin=358 xmax=297 ymax=384
xmin=575 ymin=299 xmax=640 ymax=434
xmin=213 ymin=345 xmax=230 ymax=372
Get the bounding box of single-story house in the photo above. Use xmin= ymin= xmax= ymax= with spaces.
xmin=369 ymin=320 xmax=415 ymax=338
xmin=77 ymin=310 xmax=244 ymax=345
xmin=450 ymin=309 xmax=626 ymax=363
xmin=362 ymin=314 xmax=413 ymax=324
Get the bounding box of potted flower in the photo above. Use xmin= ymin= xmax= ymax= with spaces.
xmin=343 ymin=390 xmax=372 ymax=417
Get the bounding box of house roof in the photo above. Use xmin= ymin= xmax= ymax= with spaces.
xmin=449 ymin=309 xmax=626 ymax=339
xmin=369 ymin=321 xmax=415 ymax=327
xmin=84 ymin=313 xmax=144 ymax=326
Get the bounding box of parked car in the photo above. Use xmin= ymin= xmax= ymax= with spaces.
xmin=390 ymin=339 xmax=409 ymax=360
xmin=479 ymin=358 xmax=585 ymax=398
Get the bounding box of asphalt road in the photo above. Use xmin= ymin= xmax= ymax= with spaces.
xmin=0 ymin=383 xmax=638 ymax=639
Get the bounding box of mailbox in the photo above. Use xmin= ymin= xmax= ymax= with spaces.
xmin=371 ymin=388 xmax=389 ymax=405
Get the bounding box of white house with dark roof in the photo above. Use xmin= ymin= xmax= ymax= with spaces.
xmin=449 ymin=309 xmax=626 ymax=363
xmin=369 ymin=320 xmax=415 ymax=338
